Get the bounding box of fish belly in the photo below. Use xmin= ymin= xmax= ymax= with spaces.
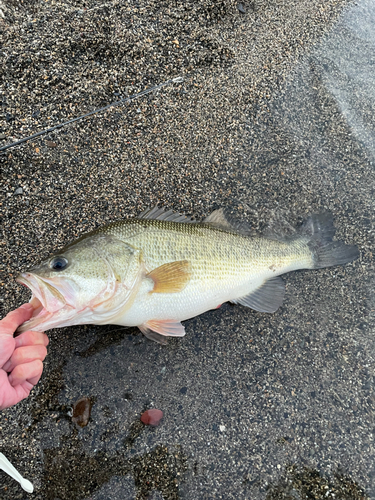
xmin=113 ymin=280 xmax=252 ymax=326
xmin=113 ymin=261 xmax=305 ymax=327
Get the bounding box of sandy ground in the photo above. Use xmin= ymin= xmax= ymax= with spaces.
xmin=1 ymin=0 xmax=374 ymax=498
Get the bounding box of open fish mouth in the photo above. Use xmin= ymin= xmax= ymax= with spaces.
xmin=16 ymin=273 xmax=76 ymax=333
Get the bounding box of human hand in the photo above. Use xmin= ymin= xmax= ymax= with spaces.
xmin=0 ymin=304 xmax=49 ymax=410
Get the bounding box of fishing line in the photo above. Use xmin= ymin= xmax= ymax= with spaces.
xmin=0 ymin=76 xmax=184 ymax=152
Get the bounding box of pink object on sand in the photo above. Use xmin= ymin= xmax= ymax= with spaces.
xmin=140 ymin=409 xmax=163 ymax=426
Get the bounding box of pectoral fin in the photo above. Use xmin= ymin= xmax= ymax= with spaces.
xmin=139 ymin=319 xmax=186 ymax=344
xmin=147 ymin=260 xmax=191 ymax=293
xmin=231 ymin=277 xmax=285 ymax=313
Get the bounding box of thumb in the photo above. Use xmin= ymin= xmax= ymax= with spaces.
xmin=0 ymin=304 xmax=34 ymax=337
xmin=0 ymin=304 xmax=34 ymax=367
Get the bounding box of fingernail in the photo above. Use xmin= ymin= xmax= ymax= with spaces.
xmin=21 ymin=303 xmax=33 ymax=310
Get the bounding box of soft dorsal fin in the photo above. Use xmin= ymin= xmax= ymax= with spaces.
xmin=204 ymin=208 xmax=254 ymax=236
xmin=137 ymin=206 xmax=196 ymax=223
xmin=231 ymin=277 xmax=285 ymax=313
xmin=203 ymin=208 xmax=233 ymax=230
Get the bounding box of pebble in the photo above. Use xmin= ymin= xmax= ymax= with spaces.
xmin=140 ymin=409 xmax=164 ymax=427
xmin=14 ymin=187 xmax=23 ymax=195
xmin=237 ymin=3 xmax=246 ymax=14
xmin=72 ymin=397 xmax=93 ymax=428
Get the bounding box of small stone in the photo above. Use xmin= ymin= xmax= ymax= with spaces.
xmin=0 ymin=133 xmax=6 ymax=140
xmin=237 ymin=3 xmax=246 ymax=14
xmin=46 ymin=140 xmax=57 ymax=148
xmin=72 ymin=397 xmax=93 ymax=428
xmin=14 ymin=187 xmax=23 ymax=195
xmin=140 ymin=409 xmax=163 ymax=426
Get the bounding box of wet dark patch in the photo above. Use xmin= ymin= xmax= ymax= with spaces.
xmin=43 ymin=446 xmax=131 ymax=500
xmin=77 ymin=326 xmax=138 ymax=358
xmin=265 ymin=465 xmax=368 ymax=500
xmin=43 ymin=441 xmax=187 ymax=500
xmin=123 ymin=420 xmax=145 ymax=451
xmin=29 ymin=361 xmax=69 ymax=428
xmin=132 ymin=445 xmax=187 ymax=500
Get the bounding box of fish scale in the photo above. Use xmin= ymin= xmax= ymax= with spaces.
xmin=106 ymin=221 xmax=312 ymax=327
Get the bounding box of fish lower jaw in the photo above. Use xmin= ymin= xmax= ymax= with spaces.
xmin=17 ymin=308 xmax=54 ymax=333
xmin=17 ymin=301 xmax=85 ymax=333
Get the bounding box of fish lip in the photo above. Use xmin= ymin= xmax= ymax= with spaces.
xmin=17 ymin=273 xmax=48 ymax=310
xmin=17 ymin=272 xmax=65 ymax=311
xmin=16 ymin=272 xmax=78 ymax=333
xmin=16 ymin=272 xmax=77 ymax=309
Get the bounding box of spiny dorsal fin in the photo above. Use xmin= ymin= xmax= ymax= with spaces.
xmin=203 ymin=208 xmax=233 ymax=230
xmin=137 ymin=206 xmax=196 ymax=223
xmin=147 ymin=260 xmax=191 ymax=293
xmin=138 ymin=206 xmax=255 ymax=236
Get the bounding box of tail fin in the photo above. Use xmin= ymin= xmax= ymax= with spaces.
xmin=300 ymin=213 xmax=359 ymax=269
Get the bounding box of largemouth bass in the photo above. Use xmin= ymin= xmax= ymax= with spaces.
xmin=17 ymin=207 xmax=359 ymax=343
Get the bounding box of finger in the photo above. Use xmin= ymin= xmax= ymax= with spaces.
xmin=0 ymin=304 xmax=34 ymax=336
xmin=0 ymin=372 xmax=33 ymax=410
xmin=2 ymin=345 xmax=47 ymax=373
xmin=14 ymin=331 xmax=49 ymax=348
xmin=8 ymin=359 xmax=43 ymax=387
xmin=0 ymin=335 xmax=16 ymax=368
xmin=25 ymin=373 xmax=43 ymax=386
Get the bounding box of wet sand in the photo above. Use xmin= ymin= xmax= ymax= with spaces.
xmin=1 ymin=0 xmax=374 ymax=499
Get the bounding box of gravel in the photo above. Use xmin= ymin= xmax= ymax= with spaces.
xmin=1 ymin=0 xmax=374 ymax=499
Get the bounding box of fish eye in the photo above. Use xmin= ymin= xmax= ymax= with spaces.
xmin=50 ymin=256 xmax=68 ymax=271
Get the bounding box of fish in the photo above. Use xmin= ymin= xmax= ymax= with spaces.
xmin=16 ymin=207 xmax=359 ymax=344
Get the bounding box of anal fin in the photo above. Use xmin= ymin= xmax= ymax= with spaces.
xmin=231 ymin=277 xmax=285 ymax=313
xmin=138 ymin=325 xmax=169 ymax=345
xmin=138 ymin=319 xmax=186 ymax=344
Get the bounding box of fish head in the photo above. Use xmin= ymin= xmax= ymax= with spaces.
xmin=17 ymin=234 xmax=143 ymax=333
